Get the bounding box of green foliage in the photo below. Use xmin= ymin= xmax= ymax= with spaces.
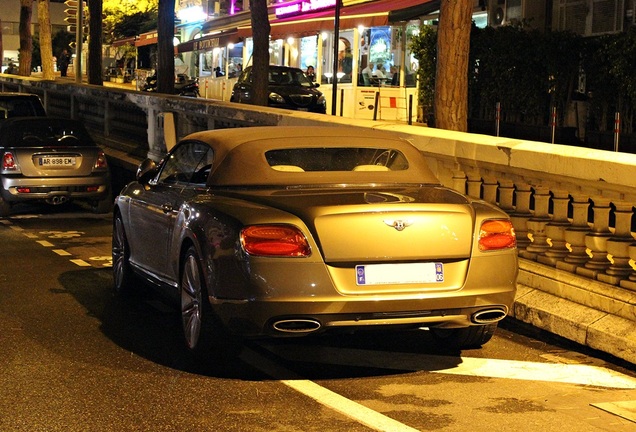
xmin=408 ymin=25 xmax=436 ymax=118
xmin=410 ymin=24 xmax=636 ymax=133
xmin=103 ymin=0 xmax=158 ymax=43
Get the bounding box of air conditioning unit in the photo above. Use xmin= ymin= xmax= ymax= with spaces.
xmin=489 ymin=0 xmax=507 ymax=27
xmin=488 ymin=0 xmax=536 ymax=28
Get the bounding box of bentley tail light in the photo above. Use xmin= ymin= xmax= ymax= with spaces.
xmin=241 ymin=225 xmax=311 ymax=257
xmin=478 ymin=219 xmax=516 ymax=251
xmin=2 ymin=152 xmax=20 ymax=172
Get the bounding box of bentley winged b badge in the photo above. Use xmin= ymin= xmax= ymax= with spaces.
xmin=383 ymin=219 xmax=414 ymax=231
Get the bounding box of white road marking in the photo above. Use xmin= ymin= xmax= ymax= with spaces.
xmin=70 ymin=259 xmax=91 ymax=267
xmin=1 ymin=219 xmax=13 ymax=226
xmin=241 ymin=347 xmax=420 ymax=432
xmin=592 ymin=401 xmax=636 ymax=423
xmin=53 ymin=249 xmax=72 ymax=256
xmin=36 ymin=240 xmax=55 ymax=247
xmin=260 ymin=344 xmax=636 ymax=389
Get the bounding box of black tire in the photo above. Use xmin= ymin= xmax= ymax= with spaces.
xmin=180 ymin=246 xmax=214 ymax=353
xmin=180 ymin=246 xmax=242 ymax=360
xmin=431 ymin=323 xmax=498 ymax=350
xmin=92 ymin=190 xmax=113 ymax=214
xmin=112 ymin=212 xmax=135 ymax=294
xmin=0 ymin=197 xmax=10 ymax=217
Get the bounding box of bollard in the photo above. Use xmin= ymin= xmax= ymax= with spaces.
xmin=408 ymin=94 xmax=413 ymax=125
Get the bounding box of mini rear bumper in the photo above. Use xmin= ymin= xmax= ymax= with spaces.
xmin=1 ymin=173 xmax=110 ymax=203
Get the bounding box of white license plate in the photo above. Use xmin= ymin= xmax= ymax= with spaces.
xmin=355 ymin=263 xmax=444 ymax=285
xmin=38 ymin=156 xmax=76 ymax=167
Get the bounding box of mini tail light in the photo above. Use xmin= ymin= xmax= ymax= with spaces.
xmin=478 ymin=219 xmax=517 ymax=251
xmin=241 ymin=225 xmax=311 ymax=257
xmin=2 ymin=152 xmax=19 ymax=172
xmin=94 ymin=151 xmax=108 ymax=170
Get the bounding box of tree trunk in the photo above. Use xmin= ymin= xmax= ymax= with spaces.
xmin=18 ymin=0 xmax=34 ymax=76
xmin=157 ymin=0 xmax=175 ymax=94
xmin=88 ymin=0 xmax=103 ymax=85
xmin=434 ymin=0 xmax=472 ymax=132
xmin=37 ymin=0 xmax=54 ymax=80
xmin=0 ymin=18 xmax=4 ymax=68
xmin=249 ymin=0 xmax=270 ymax=107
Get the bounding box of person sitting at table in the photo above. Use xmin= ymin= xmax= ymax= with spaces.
xmin=373 ymin=65 xmax=386 ymax=79
xmin=361 ymin=62 xmax=374 ymax=86
xmin=389 ymin=66 xmax=399 ymax=86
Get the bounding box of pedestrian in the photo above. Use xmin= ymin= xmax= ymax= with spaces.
xmin=305 ymin=65 xmax=316 ymax=82
xmin=58 ymin=49 xmax=71 ymax=77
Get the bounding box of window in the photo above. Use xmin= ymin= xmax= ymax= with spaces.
xmin=158 ymin=142 xmax=213 ymax=185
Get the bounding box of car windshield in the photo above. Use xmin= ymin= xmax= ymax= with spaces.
xmin=0 ymin=119 xmax=96 ymax=148
xmin=269 ymin=69 xmax=313 ymax=88
xmin=265 ymin=147 xmax=409 ymax=172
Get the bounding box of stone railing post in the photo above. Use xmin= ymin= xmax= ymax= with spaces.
xmin=558 ymin=194 xmax=592 ymax=272
xmin=598 ymin=201 xmax=635 ymax=285
xmin=522 ymin=186 xmax=552 ymax=260
xmin=579 ymin=197 xmax=613 ymax=278
xmin=509 ymin=182 xmax=532 ymax=250
xmin=538 ymin=189 xmax=571 ymax=266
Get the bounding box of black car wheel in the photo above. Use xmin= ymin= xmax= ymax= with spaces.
xmin=431 ymin=323 xmax=498 ymax=350
xmin=112 ymin=212 xmax=135 ymax=294
xmin=0 ymin=197 xmax=10 ymax=217
xmin=180 ymin=246 xmax=213 ymax=352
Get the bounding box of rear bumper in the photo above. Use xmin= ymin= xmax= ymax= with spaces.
xmin=211 ymin=292 xmax=515 ymax=337
xmin=1 ymin=174 xmax=110 ymax=203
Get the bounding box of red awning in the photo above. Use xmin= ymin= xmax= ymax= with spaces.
xmin=111 ymin=36 xmax=136 ymax=48
xmin=239 ymin=0 xmax=435 ymax=39
xmin=176 ymin=30 xmax=241 ymax=53
xmin=135 ymin=31 xmax=158 ymax=47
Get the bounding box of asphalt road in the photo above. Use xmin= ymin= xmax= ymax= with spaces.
xmin=1 ymin=205 xmax=635 ymax=432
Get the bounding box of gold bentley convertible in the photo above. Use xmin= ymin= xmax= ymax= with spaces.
xmin=112 ymin=126 xmax=518 ymax=354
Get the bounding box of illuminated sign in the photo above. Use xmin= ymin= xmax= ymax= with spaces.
xmin=275 ymin=0 xmax=336 ymax=18
xmin=193 ymin=37 xmax=220 ymax=51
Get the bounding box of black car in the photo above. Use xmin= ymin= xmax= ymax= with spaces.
xmin=231 ymin=66 xmax=326 ymax=113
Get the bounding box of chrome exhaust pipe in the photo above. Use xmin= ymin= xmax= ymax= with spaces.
xmin=471 ymin=308 xmax=507 ymax=324
xmin=272 ymin=319 xmax=321 ymax=333
xmin=48 ymin=195 xmax=69 ymax=205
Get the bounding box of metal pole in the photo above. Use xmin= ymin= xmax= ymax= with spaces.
xmin=408 ymin=94 xmax=413 ymax=125
xmin=373 ymin=92 xmax=379 ymax=120
xmin=331 ymin=0 xmax=341 ymax=116
xmin=495 ymin=102 xmax=501 ymax=136
xmin=339 ymin=89 xmax=344 ymax=116
xmin=550 ymin=106 xmax=557 ymax=144
xmin=614 ymin=112 xmax=620 ymax=152
xmin=75 ymin=0 xmax=83 ymax=84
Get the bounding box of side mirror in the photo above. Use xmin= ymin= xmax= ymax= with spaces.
xmin=136 ymin=158 xmax=158 ymax=183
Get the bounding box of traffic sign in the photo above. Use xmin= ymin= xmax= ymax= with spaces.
xmin=64 ymin=0 xmax=79 ymax=7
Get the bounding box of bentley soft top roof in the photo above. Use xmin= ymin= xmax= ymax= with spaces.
xmin=181 ymin=126 xmax=441 ymax=186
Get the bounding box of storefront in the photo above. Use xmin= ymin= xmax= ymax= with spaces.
xmin=230 ymin=0 xmax=440 ymax=120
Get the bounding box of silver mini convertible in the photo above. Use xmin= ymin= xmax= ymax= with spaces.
xmin=0 ymin=117 xmax=111 ymax=216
